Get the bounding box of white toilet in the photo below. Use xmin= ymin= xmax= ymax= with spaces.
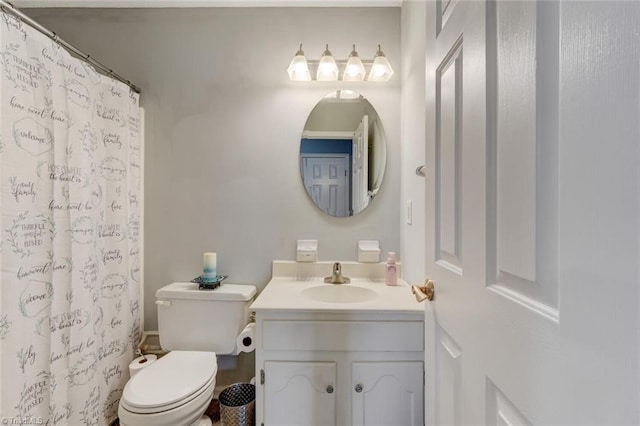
xmin=118 ymin=282 xmax=257 ymax=426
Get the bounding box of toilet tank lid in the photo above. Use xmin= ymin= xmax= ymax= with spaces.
xmin=156 ymin=282 xmax=257 ymax=301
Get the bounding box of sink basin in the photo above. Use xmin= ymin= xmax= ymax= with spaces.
xmin=301 ymin=285 xmax=377 ymax=303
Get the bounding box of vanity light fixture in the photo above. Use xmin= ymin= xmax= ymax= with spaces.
xmin=288 ymin=43 xmax=394 ymax=82
xmin=287 ymin=44 xmax=311 ymax=81
xmin=368 ymin=44 xmax=394 ymax=82
xmin=343 ymin=45 xmax=366 ymax=82
xmin=317 ymin=44 xmax=339 ymax=81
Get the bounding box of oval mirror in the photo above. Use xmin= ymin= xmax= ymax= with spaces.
xmin=300 ymin=90 xmax=387 ymax=217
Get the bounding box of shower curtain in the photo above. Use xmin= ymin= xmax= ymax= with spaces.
xmin=0 ymin=11 xmax=141 ymax=425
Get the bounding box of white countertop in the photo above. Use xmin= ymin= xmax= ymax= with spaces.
xmin=250 ymin=260 xmax=425 ymax=315
xmin=250 ymin=262 xmax=425 ymax=314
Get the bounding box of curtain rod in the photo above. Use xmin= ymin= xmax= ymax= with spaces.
xmin=0 ymin=0 xmax=141 ymax=94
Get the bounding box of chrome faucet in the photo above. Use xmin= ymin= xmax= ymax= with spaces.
xmin=324 ymin=262 xmax=351 ymax=284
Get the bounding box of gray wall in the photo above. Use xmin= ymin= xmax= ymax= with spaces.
xmin=28 ymin=7 xmax=401 ymax=330
xmin=400 ymin=1 xmax=426 ymax=284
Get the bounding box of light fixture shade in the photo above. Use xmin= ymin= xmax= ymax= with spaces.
xmin=368 ymin=44 xmax=394 ymax=82
xmin=317 ymin=44 xmax=339 ymax=81
xmin=338 ymin=89 xmax=360 ymax=100
xmin=287 ymin=44 xmax=311 ymax=81
xmin=343 ymin=45 xmax=365 ymax=81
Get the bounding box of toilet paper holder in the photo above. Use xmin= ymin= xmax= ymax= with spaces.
xmin=236 ymin=322 xmax=256 ymax=354
xmin=135 ymin=348 xmax=148 ymax=362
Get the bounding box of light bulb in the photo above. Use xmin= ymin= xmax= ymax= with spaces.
xmin=372 ymin=63 xmax=387 ymax=77
xmin=338 ymin=89 xmax=360 ymax=100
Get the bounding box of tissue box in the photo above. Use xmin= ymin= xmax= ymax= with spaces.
xmin=297 ymin=240 xmax=318 ymax=262
xmin=358 ymin=240 xmax=381 ymax=263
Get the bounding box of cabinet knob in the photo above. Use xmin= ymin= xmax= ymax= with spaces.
xmin=326 ymin=385 xmax=334 ymax=394
xmin=355 ymin=384 xmax=363 ymax=393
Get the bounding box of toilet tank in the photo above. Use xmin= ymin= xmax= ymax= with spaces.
xmin=156 ymin=282 xmax=257 ymax=354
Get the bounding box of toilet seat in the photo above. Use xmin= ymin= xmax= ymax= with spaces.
xmin=121 ymin=351 xmax=217 ymax=414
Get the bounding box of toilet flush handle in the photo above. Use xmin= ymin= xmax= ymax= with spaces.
xmin=155 ymin=300 xmax=171 ymax=307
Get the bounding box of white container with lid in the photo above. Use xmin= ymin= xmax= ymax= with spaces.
xmin=358 ymin=240 xmax=381 ymax=263
xmin=296 ymin=239 xmax=318 ymax=262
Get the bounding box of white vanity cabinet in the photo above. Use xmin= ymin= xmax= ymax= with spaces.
xmin=263 ymin=361 xmax=337 ymax=426
xmin=351 ymin=361 xmax=424 ymax=426
xmin=250 ymin=262 xmax=426 ymax=426
xmin=254 ymin=311 xmax=424 ymax=426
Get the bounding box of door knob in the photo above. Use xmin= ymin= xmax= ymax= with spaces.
xmin=411 ymin=279 xmax=435 ymax=303
xmin=326 ymin=385 xmax=334 ymax=394
xmin=355 ymin=384 xmax=363 ymax=393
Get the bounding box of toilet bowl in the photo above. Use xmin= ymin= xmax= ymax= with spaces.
xmin=118 ymin=282 xmax=257 ymax=426
xmin=118 ymin=351 xmax=217 ymax=426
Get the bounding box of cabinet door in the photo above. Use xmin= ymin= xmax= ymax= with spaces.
xmin=351 ymin=361 xmax=423 ymax=426
xmin=264 ymin=361 xmax=336 ymax=426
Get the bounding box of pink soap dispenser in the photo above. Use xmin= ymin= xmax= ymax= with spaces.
xmin=385 ymin=251 xmax=398 ymax=286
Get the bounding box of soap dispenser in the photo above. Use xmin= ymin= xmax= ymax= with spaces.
xmin=385 ymin=251 xmax=398 ymax=286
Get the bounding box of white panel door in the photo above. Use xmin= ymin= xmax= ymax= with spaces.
xmin=423 ymin=1 xmax=639 ymax=424
xmin=264 ymin=361 xmax=336 ymax=426
xmin=301 ymin=154 xmax=349 ymax=217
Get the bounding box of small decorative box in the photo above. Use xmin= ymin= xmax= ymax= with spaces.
xmin=297 ymin=239 xmax=318 ymax=262
xmin=358 ymin=240 xmax=381 ymax=263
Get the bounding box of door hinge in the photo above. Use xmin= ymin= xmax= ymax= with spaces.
xmin=260 ymin=369 xmax=265 ymax=385
xmin=423 ymin=370 xmax=425 ymax=386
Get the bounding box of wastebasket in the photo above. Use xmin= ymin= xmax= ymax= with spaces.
xmin=219 ymin=383 xmax=255 ymax=426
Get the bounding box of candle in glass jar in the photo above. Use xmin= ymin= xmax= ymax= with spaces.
xmin=203 ymin=252 xmax=217 ymax=282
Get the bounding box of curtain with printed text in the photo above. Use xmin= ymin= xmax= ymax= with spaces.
xmin=0 ymin=11 xmax=141 ymax=425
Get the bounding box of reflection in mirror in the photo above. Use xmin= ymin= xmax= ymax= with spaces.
xmin=300 ymin=90 xmax=387 ymax=217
